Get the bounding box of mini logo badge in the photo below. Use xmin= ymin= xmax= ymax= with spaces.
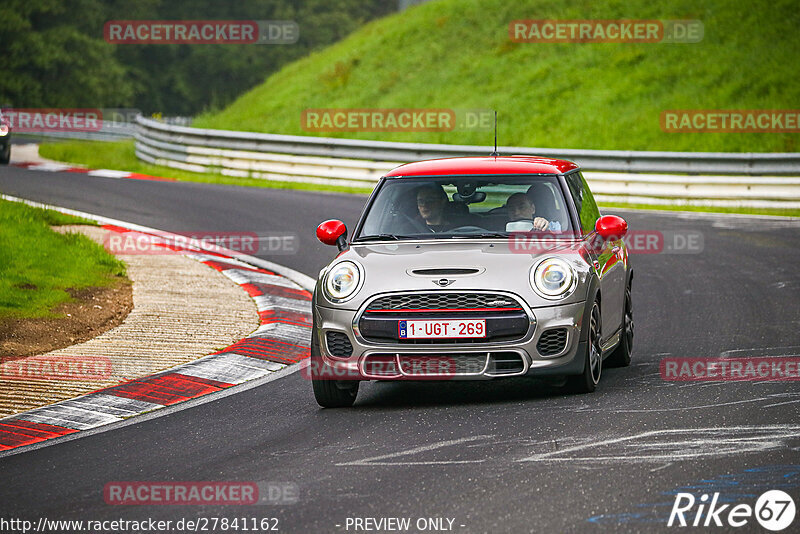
xmin=487 ymin=299 xmax=512 ymax=307
xmin=433 ymin=278 xmax=455 ymax=287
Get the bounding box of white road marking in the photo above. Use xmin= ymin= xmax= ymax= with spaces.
xmin=87 ymin=169 xmax=131 ymax=178
xmin=177 ymin=353 xmax=284 ymax=384
xmin=721 ymin=345 xmax=800 ymax=357
xmin=576 ymin=397 xmax=775 ymax=413
xmin=519 ymin=425 xmax=800 ymax=463
xmin=336 ymin=435 xmax=494 ymax=466
xmin=222 ymin=269 xmax=303 ymax=290
xmin=763 ymin=399 xmax=800 ymax=408
xmin=649 ymin=463 xmax=674 ymax=472
xmin=27 ymin=162 xmax=74 ymax=172
xmin=253 ymin=295 xmax=310 ymax=314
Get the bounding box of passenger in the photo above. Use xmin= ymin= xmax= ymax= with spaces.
xmin=416 ymin=185 xmax=451 ymax=232
xmin=506 ymin=192 xmax=561 ymax=231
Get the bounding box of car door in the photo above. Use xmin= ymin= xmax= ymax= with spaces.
xmin=564 ymin=171 xmax=625 ymax=344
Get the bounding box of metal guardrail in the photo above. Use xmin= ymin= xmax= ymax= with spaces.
xmin=135 ymin=116 xmax=800 ymax=209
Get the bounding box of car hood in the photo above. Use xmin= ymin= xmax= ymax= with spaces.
xmin=316 ymin=240 xmax=591 ymax=310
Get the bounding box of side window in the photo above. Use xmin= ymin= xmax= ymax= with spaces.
xmin=564 ymin=172 xmax=600 ymax=234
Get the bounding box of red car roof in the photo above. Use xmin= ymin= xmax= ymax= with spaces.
xmin=383 ymin=156 xmax=579 ymax=177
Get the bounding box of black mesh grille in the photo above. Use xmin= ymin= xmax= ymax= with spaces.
xmin=362 ymin=352 xmax=526 ymax=377
xmin=363 ymin=355 xmax=399 ymax=377
xmin=410 ymin=268 xmax=480 ymax=276
xmin=487 ymin=352 xmax=525 ymax=375
xmin=366 ymin=293 xmax=521 ymax=311
xmin=398 ymin=354 xmax=487 ymax=375
xmin=326 ymin=331 xmax=353 ymax=357
xmin=537 ymin=328 xmax=568 ymax=356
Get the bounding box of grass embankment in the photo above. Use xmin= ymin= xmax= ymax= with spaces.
xmin=0 ymin=199 xmax=127 ymax=320
xmin=194 ymin=0 xmax=800 ymax=153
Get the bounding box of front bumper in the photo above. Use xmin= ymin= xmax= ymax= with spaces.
xmin=314 ymin=300 xmax=587 ymax=380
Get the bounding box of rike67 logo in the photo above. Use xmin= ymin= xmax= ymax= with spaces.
xmin=668 ymin=490 xmax=796 ymax=530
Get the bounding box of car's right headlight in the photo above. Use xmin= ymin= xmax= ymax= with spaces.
xmin=530 ymin=257 xmax=576 ymax=299
xmin=323 ymin=261 xmax=362 ymax=303
xmin=0 ymin=124 xmax=8 ymax=136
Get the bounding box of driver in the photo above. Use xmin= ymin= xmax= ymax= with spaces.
xmin=507 ymin=193 xmax=557 ymax=231
xmin=416 ymin=185 xmax=451 ymax=232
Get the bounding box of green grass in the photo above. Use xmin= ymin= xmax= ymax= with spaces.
xmin=194 ymin=0 xmax=800 ymax=153
xmin=0 ymin=199 xmax=127 ymax=320
xmin=38 ymin=140 xmax=374 ymax=195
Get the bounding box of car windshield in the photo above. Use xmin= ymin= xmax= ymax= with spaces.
xmin=355 ymin=175 xmax=575 ymax=240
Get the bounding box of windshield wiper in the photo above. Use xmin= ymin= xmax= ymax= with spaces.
xmin=447 ymin=232 xmax=509 ymax=239
xmin=355 ymin=234 xmax=414 ymax=242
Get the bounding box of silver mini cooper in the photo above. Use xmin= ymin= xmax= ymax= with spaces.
xmin=310 ymin=156 xmax=633 ymax=407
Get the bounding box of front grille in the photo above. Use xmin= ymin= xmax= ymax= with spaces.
xmin=537 ymin=328 xmax=568 ymax=356
xmin=410 ymin=268 xmax=480 ymax=276
xmin=360 ymin=292 xmax=530 ymax=345
xmin=366 ymin=292 xmax=522 ymax=312
xmin=398 ymin=354 xmax=487 ymax=375
xmin=361 ymin=352 xmax=527 ymax=378
xmin=326 ymin=331 xmax=353 ymax=357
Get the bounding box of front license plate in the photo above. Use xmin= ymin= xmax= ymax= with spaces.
xmin=398 ymin=319 xmax=486 ymax=339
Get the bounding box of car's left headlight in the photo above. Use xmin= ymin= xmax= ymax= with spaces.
xmin=323 ymin=261 xmax=363 ymax=303
xmin=530 ymin=257 xmax=576 ymax=299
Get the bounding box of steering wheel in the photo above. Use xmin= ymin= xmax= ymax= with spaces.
xmin=397 ymin=212 xmax=433 ymax=233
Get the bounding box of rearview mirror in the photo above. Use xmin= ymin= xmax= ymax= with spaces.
xmin=595 ymin=215 xmax=628 ymax=241
xmin=316 ymin=219 xmax=347 ymax=250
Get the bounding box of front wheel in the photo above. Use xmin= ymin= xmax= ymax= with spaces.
xmin=0 ymin=144 xmax=10 ymax=165
xmin=310 ymin=319 xmax=358 ymax=408
xmin=606 ymin=283 xmax=633 ymax=368
xmin=566 ymin=300 xmax=602 ymax=393
xmin=312 ymin=374 xmax=359 ymax=408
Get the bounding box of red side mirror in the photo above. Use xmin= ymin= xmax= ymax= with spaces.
xmin=316 ymin=219 xmax=347 ymax=248
xmin=595 ymin=215 xmax=628 ymax=241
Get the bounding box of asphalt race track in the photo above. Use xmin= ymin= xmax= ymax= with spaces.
xmin=2 ymin=166 xmax=800 ymax=533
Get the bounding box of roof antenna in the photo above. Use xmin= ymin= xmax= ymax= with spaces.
xmin=489 ymin=110 xmax=498 ymax=157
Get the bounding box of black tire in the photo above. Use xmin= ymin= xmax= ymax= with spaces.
xmin=312 ymin=373 xmax=359 ymax=408
xmin=0 ymin=144 xmax=9 ymax=165
xmin=310 ymin=317 xmax=358 ymax=408
xmin=606 ymin=283 xmax=633 ymax=368
xmin=566 ymin=300 xmax=602 ymax=393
